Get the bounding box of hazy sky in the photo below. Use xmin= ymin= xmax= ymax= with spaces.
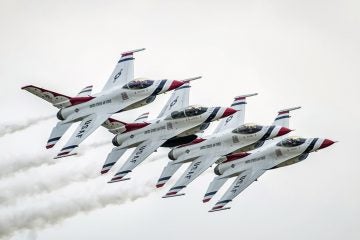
xmin=0 ymin=0 xmax=359 ymax=239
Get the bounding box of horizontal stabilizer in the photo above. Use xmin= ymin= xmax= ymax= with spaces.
xmin=102 ymin=118 xmax=127 ymax=134
xmin=21 ymin=85 xmax=72 ymax=108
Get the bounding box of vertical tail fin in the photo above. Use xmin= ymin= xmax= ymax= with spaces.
xmin=213 ymin=93 xmax=257 ymax=133
xmin=273 ymin=106 xmax=301 ymax=128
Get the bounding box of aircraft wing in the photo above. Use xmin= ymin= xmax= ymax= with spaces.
xmin=209 ymin=168 xmax=266 ymax=212
xmin=46 ymin=121 xmax=72 ymax=149
xmin=164 ymin=154 xmax=219 ymax=197
xmin=157 ymin=82 xmax=191 ymax=118
xmin=156 ymin=160 xmax=185 ymax=188
xmin=213 ymin=93 xmax=257 ymax=134
xmin=101 ymin=147 xmax=127 ymax=174
xmin=55 ymin=113 xmax=110 ymax=158
xmin=108 ymin=138 xmax=167 ymax=183
xmin=101 ymin=48 xmax=145 ymax=92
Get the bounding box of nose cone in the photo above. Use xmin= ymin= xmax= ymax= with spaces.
xmin=319 ymin=139 xmax=335 ymax=149
xmin=277 ymin=127 xmax=292 ymax=137
xmin=221 ymin=107 xmax=237 ymax=118
xmin=168 ymin=80 xmax=185 ymax=91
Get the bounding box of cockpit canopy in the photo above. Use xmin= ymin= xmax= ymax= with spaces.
xmin=232 ymin=123 xmax=263 ymax=134
xmin=123 ymin=79 xmax=154 ymax=90
xmin=277 ymin=137 xmax=306 ymax=147
xmin=171 ymin=105 xmax=208 ymax=119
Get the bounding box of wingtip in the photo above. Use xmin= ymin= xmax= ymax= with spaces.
xmin=46 ymin=144 xmax=55 ymax=149
xmin=162 ymin=193 xmax=185 ymax=198
xmin=53 ymin=153 xmax=77 ymax=159
xmin=203 ymin=198 xmax=210 ymax=203
xmin=208 ymin=207 xmax=231 ymax=212
xmin=156 ymin=183 xmax=165 ymax=188
xmin=107 ymin=177 xmax=130 ymax=183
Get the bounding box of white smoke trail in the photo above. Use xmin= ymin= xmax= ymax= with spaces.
xmin=0 ymin=140 xmax=110 ymax=178
xmin=0 ymin=115 xmax=52 ymax=138
xmin=0 ymin=146 xmax=167 ymax=204
xmin=0 ymin=156 xmax=102 ymax=204
xmin=0 ymin=177 xmax=157 ymax=239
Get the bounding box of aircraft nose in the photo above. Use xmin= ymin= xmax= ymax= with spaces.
xmin=221 ymin=107 xmax=237 ymax=118
xmin=277 ymin=127 xmax=292 ymax=137
xmin=168 ymin=80 xmax=185 ymax=91
xmin=318 ymin=139 xmax=336 ymax=149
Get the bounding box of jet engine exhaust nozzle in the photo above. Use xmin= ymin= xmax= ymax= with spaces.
xmin=112 ymin=136 xmax=120 ymax=147
xmin=168 ymin=149 xmax=176 ymax=160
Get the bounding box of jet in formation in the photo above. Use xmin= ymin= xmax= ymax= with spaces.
xmin=159 ymin=98 xmax=298 ymax=198
xmin=205 ymin=136 xmax=335 ymax=212
xmin=22 ymin=49 xmax=189 ymax=158
xmin=101 ymin=81 xmax=236 ymax=182
xmin=22 ymin=48 xmax=336 ymax=212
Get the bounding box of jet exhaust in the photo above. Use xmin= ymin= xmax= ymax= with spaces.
xmin=0 ymin=115 xmax=52 ymax=138
xmin=0 ymin=178 xmax=156 ymax=238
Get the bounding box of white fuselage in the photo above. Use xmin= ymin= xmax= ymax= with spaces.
xmin=169 ymin=125 xmax=284 ymax=162
xmin=215 ymin=138 xmax=324 ymax=178
xmin=113 ymin=107 xmax=229 ymax=149
xmin=58 ymin=80 xmax=172 ymax=123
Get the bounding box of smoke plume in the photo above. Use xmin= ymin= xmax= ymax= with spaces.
xmin=0 ymin=157 xmax=103 ymax=204
xmin=0 ymin=144 xmax=166 ymax=204
xmin=0 ymin=140 xmax=110 ymax=178
xmin=0 ymin=177 xmax=156 ymax=239
xmin=0 ymin=115 xmax=52 ymax=138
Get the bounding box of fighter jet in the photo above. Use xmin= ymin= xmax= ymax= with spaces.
xmin=205 ymin=136 xmax=335 ymax=212
xmin=159 ymin=98 xmax=298 ymax=198
xmin=21 ymin=48 xmax=188 ymax=158
xmin=104 ymin=81 xmax=237 ymax=183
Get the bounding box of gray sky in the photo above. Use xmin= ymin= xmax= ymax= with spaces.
xmin=0 ymin=0 xmax=359 ymax=239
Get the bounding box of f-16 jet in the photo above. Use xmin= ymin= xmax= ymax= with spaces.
xmin=104 ymin=81 xmax=237 ymax=183
xmin=205 ymin=136 xmax=335 ymax=212
xmin=21 ymin=48 xmax=188 ymax=158
xmin=159 ymin=97 xmax=298 ymax=198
